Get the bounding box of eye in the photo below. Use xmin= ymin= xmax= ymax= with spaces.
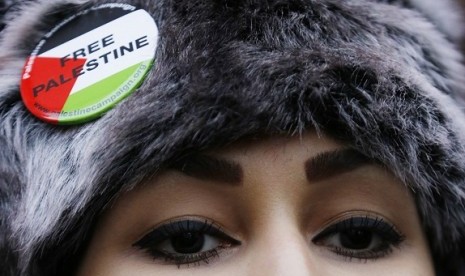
xmin=312 ymin=216 xmax=405 ymax=261
xmin=133 ymin=218 xmax=241 ymax=267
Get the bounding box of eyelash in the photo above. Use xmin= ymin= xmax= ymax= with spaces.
xmin=133 ymin=215 xmax=405 ymax=268
xmin=133 ymin=218 xmax=241 ymax=268
xmin=311 ymin=216 xmax=406 ymax=261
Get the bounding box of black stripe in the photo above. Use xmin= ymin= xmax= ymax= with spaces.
xmin=38 ymin=6 xmax=136 ymax=55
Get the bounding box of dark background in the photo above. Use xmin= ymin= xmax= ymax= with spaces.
xmin=1 ymin=0 xmax=465 ymax=51
xmin=459 ymin=0 xmax=465 ymax=51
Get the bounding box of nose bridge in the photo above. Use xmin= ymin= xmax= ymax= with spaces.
xmin=244 ymin=220 xmax=316 ymax=276
xmin=236 ymin=136 xmax=324 ymax=275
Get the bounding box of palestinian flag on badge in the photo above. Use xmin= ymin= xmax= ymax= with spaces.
xmin=20 ymin=3 xmax=158 ymax=125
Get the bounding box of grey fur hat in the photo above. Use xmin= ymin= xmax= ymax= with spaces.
xmin=1 ymin=0 xmax=465 ymax=275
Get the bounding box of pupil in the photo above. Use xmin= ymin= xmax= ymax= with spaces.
xmin=340 ymin=228 xmax=372 ymax=250
xmin=171 ymin=232 xmax=205 ymax=254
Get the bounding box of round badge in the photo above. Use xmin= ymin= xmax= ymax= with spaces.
xmin=20 ymin=3 xmax=158 ymax=124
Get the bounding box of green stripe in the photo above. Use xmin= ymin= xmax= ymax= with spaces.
xmin=58 ymin=59 xmax=152 ymax=124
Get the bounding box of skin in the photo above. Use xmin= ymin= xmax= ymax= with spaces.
xmin=77 ymin=132 xmax=434 ymax=276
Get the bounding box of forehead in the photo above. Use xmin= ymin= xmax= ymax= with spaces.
xmin=116 ymin=131 xmax=415 ymax=236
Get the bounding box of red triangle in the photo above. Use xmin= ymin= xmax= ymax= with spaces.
xmin=21 ymin=56 xmax=87 ymax=124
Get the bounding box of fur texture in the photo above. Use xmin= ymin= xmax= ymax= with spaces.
xmin=1 ymin=0 xmax=465 ymax=275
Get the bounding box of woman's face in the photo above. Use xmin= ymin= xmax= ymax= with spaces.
xmin=78 ymin=132 xmax=434 ymax=275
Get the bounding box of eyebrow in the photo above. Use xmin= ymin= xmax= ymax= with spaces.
xmin=170 ymin=154 xmax=243 ymax=185
xmin=305 ymin=149 xmax=376 ymax=182
xmin=169 ymin=148 xmax=374 ymax=185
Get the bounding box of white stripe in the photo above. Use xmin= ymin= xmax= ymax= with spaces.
xmin=40 ymin=9 xmax=158 ymax=94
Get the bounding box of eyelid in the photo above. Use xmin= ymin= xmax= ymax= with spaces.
xmin=311 ymin=216 xmax=405 ymax=244
xmin=131 ymin=215 xmax=242 ymax=267
xmin=133 ymin=218 xmax=239 ymax=249
xmin=310 ymin=211 xmax=406 ymax=262
xmin=310 ymin=210 xmax=402 ymax=238
xmin=133 ymin=215 xmax=241 ymax=244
